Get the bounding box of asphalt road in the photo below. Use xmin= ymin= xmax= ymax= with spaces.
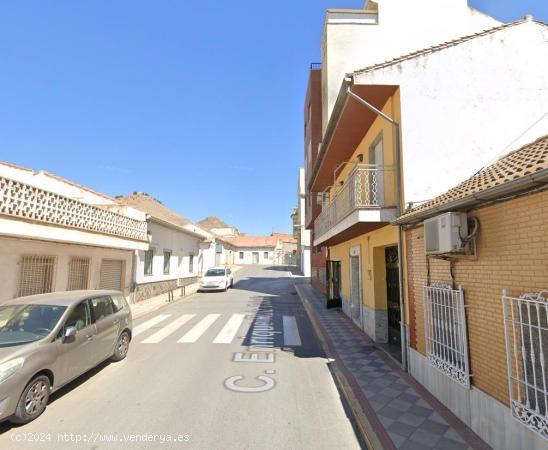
xmin=0 ymin=266 xmax=363 ymax=450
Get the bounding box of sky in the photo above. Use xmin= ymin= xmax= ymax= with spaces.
xmin=0 ymin=1 xmax=546 ymax=235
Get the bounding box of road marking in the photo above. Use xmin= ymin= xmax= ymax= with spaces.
xmin=132 ymin=314 xmax=171 ymax=337
xmin=213 ymin=313 xmax=246 ymax=344
xmin=283 ymin=315 xmax=302 ymax=346
xmin=141 ymin=314 xmax=196 ymax=344
xmin=178 ymin=314 xmax=221 ymax=343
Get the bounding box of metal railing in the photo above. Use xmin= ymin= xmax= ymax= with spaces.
xmin=314 ymin=164 xmax=396 ymax=238
xmin=423 ymin=284 xmax=470 ymax=388
xmin=502 ymin=290 xmax=548 ymax=440
xmin=0 ymin=175 xmax=148 ymax=242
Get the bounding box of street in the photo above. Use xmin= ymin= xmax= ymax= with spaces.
xmin=0 ymin=266 xmax=363 ymax=450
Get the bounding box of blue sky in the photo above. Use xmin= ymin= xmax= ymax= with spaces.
xmin=0 ymin=1 xmax=546 ymax=235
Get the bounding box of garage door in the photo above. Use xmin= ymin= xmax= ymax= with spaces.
xmin=99 ymin=259 xmax=123 ymax=291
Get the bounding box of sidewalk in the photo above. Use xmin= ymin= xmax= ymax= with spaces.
xmin=296 ymin=282 xmax=490 ymax=450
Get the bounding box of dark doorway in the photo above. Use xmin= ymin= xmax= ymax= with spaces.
xmin=326 ymin=260 xmax=341 ymax=308
xmin=385 ymin=246 xmax=401 ymax=361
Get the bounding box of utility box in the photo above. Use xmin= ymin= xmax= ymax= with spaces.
xmin=424 ymin=212 xmax=468 ymax=255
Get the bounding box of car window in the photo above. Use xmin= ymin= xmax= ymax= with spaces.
xmin=89 ymin=296 xmax=114 ymax=322
xmin=65 ymin=302 xmax=91 ymax=331
xmin=111 ymin=294 xmax=127 ymax=312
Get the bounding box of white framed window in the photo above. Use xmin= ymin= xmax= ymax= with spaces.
xmin=18 ymin=255 xmax=56 ymax=297
xmin=502 ymin=290 xmax=548 ymax=440
xmin=189 ymin=255 xmax=194 ymax=274
xmin=67 ymin=257 xmax=90 ymax=290
xmin=423 ymin=284 xmax=470 ymax=388
xmin=144 ymin=249 xmax=154 ymax=276
xmin=163 ymin=250 xmax=171 ymax=275
xmin=239 ymin=252 xmax=244 ymax=259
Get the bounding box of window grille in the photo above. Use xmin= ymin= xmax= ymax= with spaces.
xmin=67 ymin=257 xmax=90 ymax=290
xmin=189 ymin=255 xmax=194 ymax=274
xmin=423 ymin=284 xmax=470 ymax=388
xmin=18 ymin=255 xmax=56 ymax=297
xmin=502 ymin=290 xmax=548 ymax=440
xmin=144 ymin=249 xmax=153 ymax=276
xmin=163 ymin=251 xmax=171 ymax=275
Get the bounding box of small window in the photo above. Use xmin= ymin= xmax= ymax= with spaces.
xmin=163 ymin=250 xmax=171 ymax=275
xmin=264 ymin=252 xmax=268 ymax=259
xmin=239 ymin=252 xmax=244 ymax=259
xmin=144 ymin=250 xmax=153 ymax=276
xmin=111 ymin=294 xmax=127 ymax=312
xmin=65 ymin=301 xmax=91 ymax=331
xmin=18 ymin=255 xmax=56 ymax=297
xmin=189 ymin=255 xmax=194 ymax=273
xmin=89 ymin=296 xmax=114 ymax=322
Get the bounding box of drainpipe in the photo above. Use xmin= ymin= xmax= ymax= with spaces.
xmin=346 ymin=87 xmax=408 ymax=371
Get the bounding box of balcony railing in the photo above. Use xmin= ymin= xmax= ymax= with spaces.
xmin=0 ymin=176 xmax=148 ymax=242
xmin=315 ymin=164 xmax=396 ymax=238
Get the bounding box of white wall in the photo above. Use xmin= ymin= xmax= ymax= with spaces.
xmin=322 ymin=0 xmax=500 ymax=131
xmin=353 ymin=20 xmax=548 ymax=205
xmin=235 ymin=248 xmax=275 ymax=265
xmin=0 ymin=236 xmax=133 ymax=303
xmin=135 ymin=221 xmax=201 ymax=284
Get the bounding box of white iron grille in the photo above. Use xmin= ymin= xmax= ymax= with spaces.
xmin=502 ymin=290 xmax=548 ymax=440
xmin=423 ymin=284 xmax=470 ymax=388
xmin=67 ymin=257 xmax=90 ymax=290
xmin=18 ymin=255 xmax=56 ymax=297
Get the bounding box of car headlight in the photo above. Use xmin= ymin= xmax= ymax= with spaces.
xmin=0 ymin=357 xmax=24 ymax=384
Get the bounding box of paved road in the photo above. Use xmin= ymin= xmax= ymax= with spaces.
xmin=0 ymin=266 xmax=363 ymax=449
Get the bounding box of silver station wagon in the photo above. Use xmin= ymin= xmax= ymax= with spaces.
xmin=0 ymin=290 xmax=132 ymax=424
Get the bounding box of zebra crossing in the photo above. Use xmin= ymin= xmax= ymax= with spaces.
xmin=132 ymin=312 xmax=303 ymax=346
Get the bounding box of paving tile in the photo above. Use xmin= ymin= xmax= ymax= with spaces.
xmin=381 ymin=387 xmax=405 ymax=398
xmin=400 ymin=441 xmax=431 ymax=450
xmin=388 ymin=398 xmax=413 ymax=412
xmin=399 ymin=412 xmax=428 ymax=427
xmin=387 ymin=431 xmax=407 ymax=448
xmin=408 ymin=404 xmax=434 ymax=417
xmin=388 ymin=421 xmax=417 ymax=438
xmin=409 ymin=428 xmax=442 ymax=447
xmin=378 ymin=405 xmax=406 ymax=420
xmin=442 ymin=427 xmax=465 ymax=443
xmin=434 ymin=437 xmax=469 ymax=450
xmin=398 ymin=393 xmax=421 ymax=404
xmin=370 ymin=393 xmax=394 ymax=406
xmin=419 ymin=419 xmax=450 ymax=436
xmin=377 ymin=414 xmax=395 ymax=428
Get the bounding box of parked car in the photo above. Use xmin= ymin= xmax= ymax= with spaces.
xmin=199 ymin=267 xmax=234 ymax=292
xmin=0 ymin=290 xmax=132 ymax=424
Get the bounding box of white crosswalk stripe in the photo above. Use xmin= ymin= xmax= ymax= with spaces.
xmin=133 ymin=314 xmax=171 ymax=337
xmin=141 ymin=314 xmax=195 ymax=344
xmin=283 ymin=315 xmax=302 ymax=346
xmin=213 ymin=313 xmax=246 ymax=344
xmin=178 ymin=314 xmax=221 ymax=343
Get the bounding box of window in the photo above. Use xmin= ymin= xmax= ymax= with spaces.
xmin=65 ymin=302 xmax=91 ymax=331
xmin=163 ymin=251 xmax=171 ymax=275
xmin=111 ymin=294 xmax=127 ymax=312
xmin=18 ymin=255 xmax=56 ymax=297
xmin=144 ymin=249 xmax=154 ymax=276
xmin=189 ymin=255 xmax=194 ymax=273
xmin=239 ymin=252 xmax=244 ymax=259
xmin=503 ymin=290 xmax=548 ymax=438
xmin=89 ymin=296 xmax=114 ymax=322
xmin=423 ymin=284 xmax=470 ymax=388
xmin=67 ymin=257 xmax=90 ymax=290
xmin=264 ymin=252 xmax=269 ymax=259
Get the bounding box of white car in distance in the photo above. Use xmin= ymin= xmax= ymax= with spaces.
xmin=199 ymin=267 xmax=234 ymax=292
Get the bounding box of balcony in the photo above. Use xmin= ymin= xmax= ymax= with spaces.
xmin=314 ymin=164 xmax=398 ymax=246
xmin=0 ymin=175 xmax=148 ymax=242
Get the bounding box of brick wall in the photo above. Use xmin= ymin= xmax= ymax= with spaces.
xmin=405 ymin=189 xmax=548 ymax=405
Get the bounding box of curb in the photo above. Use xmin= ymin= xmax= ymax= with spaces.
xmin=295 ymin=284 xmax=393 ymax=450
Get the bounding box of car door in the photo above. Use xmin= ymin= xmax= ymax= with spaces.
xmin=54 ymin=301 xmax=97 ymax=386
xmin=88 ymin=296 xmax=118 ymax=363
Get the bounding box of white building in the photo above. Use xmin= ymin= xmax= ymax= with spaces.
xmin=0 ymin=162 xmax=149 ymax=303
xmin=321 ymin=0 xmax=500 ymax=132
xmin=231 ymin=236 xmax=279 ymax=265
xmin=117 ymin=193 xmax=213 ymax=302
xmin=293 ymin=169 xmax=311 ymax=276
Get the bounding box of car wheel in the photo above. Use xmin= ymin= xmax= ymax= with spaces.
xmin=111 ymin=330 xmax=130 ymax=361
xmin=12 ymin=375 xmax=50 ymax=424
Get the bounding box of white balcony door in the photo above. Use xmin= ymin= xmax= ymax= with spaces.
xmin=369 ymin=137 xmax=384 ymax=206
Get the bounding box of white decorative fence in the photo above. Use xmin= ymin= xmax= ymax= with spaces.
xmin=423 ymin=284 xmax=470 ymax=388
xmin=0 ymin=176 xmax=148 ymax=242
xmin=502 ymin=290 xmax=548 ymax=440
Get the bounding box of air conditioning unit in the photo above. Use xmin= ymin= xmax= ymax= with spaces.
xmin=424 ymin=212 xmax=468 ymax=255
